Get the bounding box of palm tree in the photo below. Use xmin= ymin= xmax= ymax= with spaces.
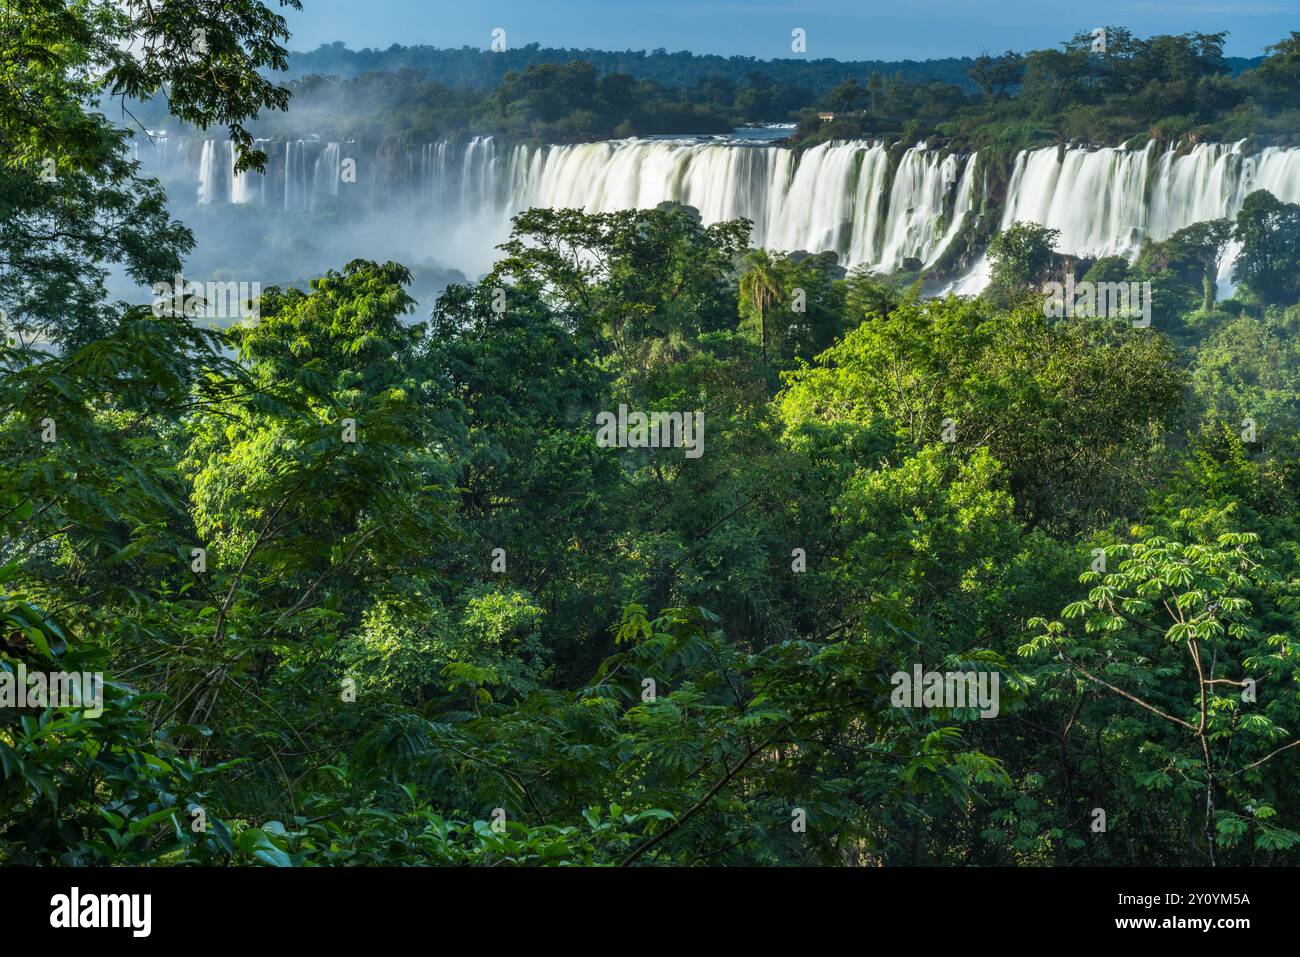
xmin=866 ymin=71 xmax=883 ymax=113
xmin=739 ymin=250 xmax=781 ymax=362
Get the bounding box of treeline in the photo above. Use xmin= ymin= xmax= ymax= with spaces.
xmin=122 ymin=30 xmax=1287 ymax=149
xmin=250 ymin=61 xmax=788 ymax=142
xmin=124 ymin=58 xmax=816 ymax=142
xmin=282 ymin=40 xmax=983 ymax=91
xmin=798 ymin=28 xmax=1300 ymax=151
xmin=257 ymin=29 xmax=1295 ymax=147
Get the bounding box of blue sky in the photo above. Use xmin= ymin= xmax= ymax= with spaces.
xmin=282 ymin=0 xmax=1297 ymax=60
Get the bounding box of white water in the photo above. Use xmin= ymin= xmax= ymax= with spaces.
xmin=283 ymin=140 xmax=309 ymax=211
xmin=311 ymin=142 xmax=341 ymax=209
xmin=503 ymin=139 xmax=978 ymax=272
xmin=173 ymin=134 xmax=1300 ymax=287
xmin=230 ymin=140 xmax=268 ymax=205
xmin=953 ymin=141 xmax=1300 ymax=293
xmin=196 ymin=139 xmax=219 ymax=205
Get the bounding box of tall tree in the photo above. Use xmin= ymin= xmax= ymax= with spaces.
xmin=1233 ymin=190 xmax=1300 ymax=306
xmin=739 ymin=249 xmax=782 ymax=362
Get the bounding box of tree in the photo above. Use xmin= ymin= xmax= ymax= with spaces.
xmin=1243 ymin=31 xmax=1300 ymax=111
xmin=739 ymin=249 xmax=782 ymax=362
xmin=488 ymin=203 xmax=749 ymax=347
xmin=0 ymin=0 xmax=301 ymax=345
xmin=866 ymin=71 xmax=883 ymax=113
xmin=778 ymin=295 xmax=1181 ymax=534
xmin=823 ymin=78 xmax=867 ymax=112
xmin=1233 ymin=190 xmax=1300 ymax=306
xmin=1138 ymin=218 xmax=1233 ymax=313
xmin=968 ymin=51 xmax=1025 ymax=100
xmin=1024 ymin=507 xmax=1300 ymax=864
xmin=1173 ymin=219 xmax=1234 ymax=312
xmin=986 ymin=222 xmax=1060 ymax=306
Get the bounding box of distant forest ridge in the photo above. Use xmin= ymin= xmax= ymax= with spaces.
xmin=112 ymin=29 xmax=1296 ymax=152
xmin=283 ymin=41 xmax=1265 ymax=93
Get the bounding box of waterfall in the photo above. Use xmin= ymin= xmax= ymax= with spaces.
xmin=196 ymin=139 xmax=220 ymax=205
xmin=282 ymin=139 xmax=329 ymax=210
xmin=230 ymin=140 xmax=268 ymax=205
xmin=132 ymin=132 xmax=172 ymax=179
xmin=432 ymin=141 xmax=449 ymax=207
xmin=764 ymin=141 xmax=863 ymax=258
xmin=413 ymin=141 xmax=452 ymax=207
xmin=507 ymin=139 xmax=786 ymax=231
xmin=180 ymin=133 xmax=1300 ymax=287
xmin=461 ymin=137 xmax=499 ymax=213
xmin=954 ymin=140 xmax=1300 ymax=293
xmin=927 ymin=152 xmax=978 ymax=268
xmin=998 ymin=142 xmax=1155 ymax=258
xmin=877 ymin=146 xmax=967 ymax=271
xmin=311 ymin=142 xmax=341 ymax=209
xmin=499 ymin=138 xmax=975 ymax=272
xmin=284 ymin=140 xmax=302 ymax=211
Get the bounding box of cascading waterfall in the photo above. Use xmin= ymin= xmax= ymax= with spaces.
xmin=230 ymin=140 xmax=269 ymax=205
xmin=928 ymin=151 xmax=978 ymax=268
xmin=499 ymin=139 xmax=977 ymax=272
xmin=180 ymin=133 xmax=1300 ymax=287
xmin=877 ymin=146 xmax=971 ymax=270
xmin=953 ymin=140 xmax=1300 ymax=293
xmin=311 ymin=142 xmax=342 ymax=210
xmin=460 ymin=137 xmax=499 ymax=214
xmin=844 ymin=144 xmax=891 ymax=265
xmin=1000 ymin=142 xmax=1155 ymax=257
xmin=284 ymin=140 xmax=309 ymax=211
xmin=763 ymin=141 xmax=862 ymax=259
xmin=506 ymin=139 xmax=790 ymax=233
xmin=196 ymin=139 xmax=220 ymax=205
xmin=131 ymin=133 xmax=172 ymax=179
xmin=428 ymin=141 xmax=449 ymax=207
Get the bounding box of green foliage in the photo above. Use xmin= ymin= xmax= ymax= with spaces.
xmin=3 ymin=2 xmax=1298 ymax=869
xmin=987 ymin=222 xmax=1059 ymax=306
xmin=794 ymin=27 xmax=1293 ymax=152
xmin=1022 ymin=506 xmax=1300 ymax=862
xmin=1233 ymin=190 xmax=1300 ymax=305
